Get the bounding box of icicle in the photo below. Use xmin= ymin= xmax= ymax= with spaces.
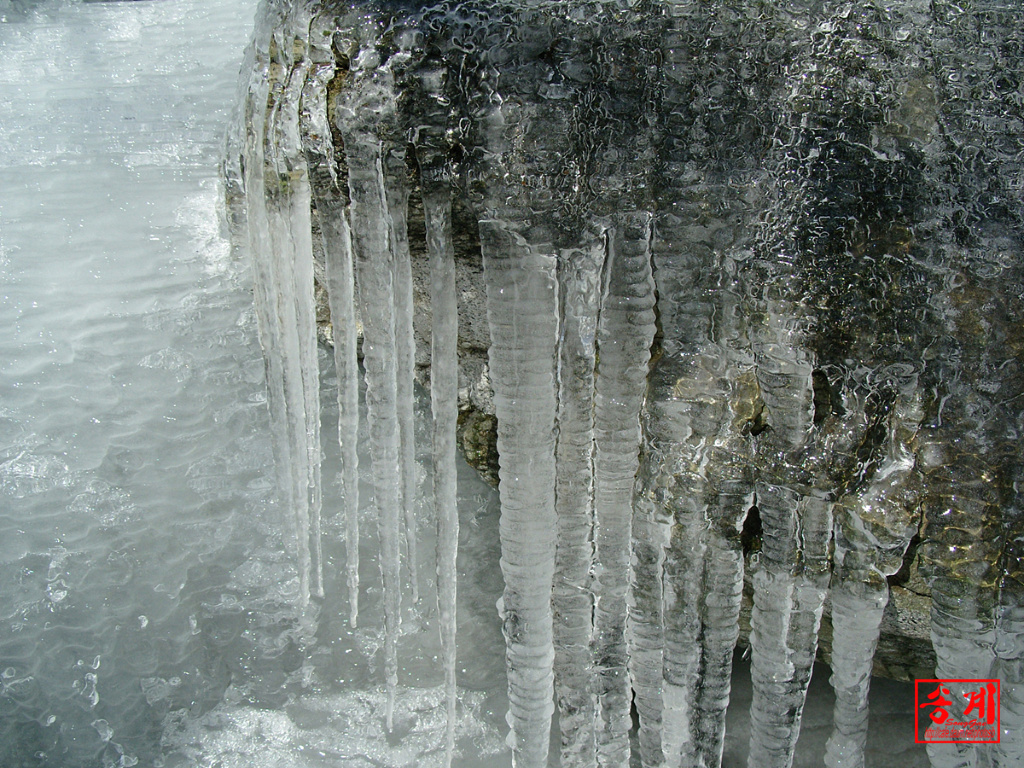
xmin=475 ymin=88 xmax=564 ymax=760
xmin=269 ymin=27 xmax=322 ymax=605
xmin=695 ymin=503 xmax=746 ymax=765
xmin=470 ymin=11 xmax=574 ymax=762
xmin=825 ymin=382 xmax=921 ymax=768
xmin=414 ymin=54 xmax=460 ymax=764
xmin=423 ymin=179 xmax=459 ymax=764
xmin=661 ymin=476 xmax=707 ymax=768
xmin=692 ymin=361 xmax=759 ymax=768
xmin=553 ymin=238 xmax=603 ymax=768
xmin=383 ymin=145 xmax=421 ymax=605
xmin=335 ymin=41 xmax=404 ymax=729
xmin=993 ymin=584 xmax=1024 ymax=767
xmin=629 ymin=397 xmax=672 ymax=768
xmin=630 ymin=232 xmax=760 ymax=768
xmin=592 ymin=214 xmax=657 ymax=768
xmin=298 ymin=23 xmax=362 ymax=625
xmin=746 ymin=307 xmax=824 ymax=768
xmin=480 ymin=218 xmax=559 ymax=768
xmin=242 ymin=6 xmax=290 ymax=558
xmin=245 ymin=7 xmax=322 ymax=609
xmin=639 ymin=254 xmax=714 ymax=768
xmin=643 ymin=211 xmax=757 ymax=768
xmin=642 ymin=4 xmax=768 ymax=764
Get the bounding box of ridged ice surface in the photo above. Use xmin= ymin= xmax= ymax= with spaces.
xmin=230 ymin=1 xmax=1022 ymax=767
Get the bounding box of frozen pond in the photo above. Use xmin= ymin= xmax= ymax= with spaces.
xmin=0 ymin=1 xmax=927 ymax=766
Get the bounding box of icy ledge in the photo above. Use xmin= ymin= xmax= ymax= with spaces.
xmin=226 ymin=1 xmax=1024 ymax=767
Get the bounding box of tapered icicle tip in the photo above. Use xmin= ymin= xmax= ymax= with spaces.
xmin=313 ymin=530 xmax=324 ymax=598
xmin=444 ymin=716 xmax=456 ymax=767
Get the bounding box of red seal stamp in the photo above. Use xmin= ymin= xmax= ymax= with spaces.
xmin=915 ymin=679 xmax=1000 ymax=744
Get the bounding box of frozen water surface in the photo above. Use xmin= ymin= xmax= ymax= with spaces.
xmin=4 ymin=0 xmax=1011 ymax=766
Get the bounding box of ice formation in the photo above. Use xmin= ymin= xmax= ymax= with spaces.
xmin=228 ymin=1 xmax=1024 ymax=767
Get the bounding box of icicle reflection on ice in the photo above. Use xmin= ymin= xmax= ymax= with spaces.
xmin=229 ymin=1 xmax=1024 ymax=766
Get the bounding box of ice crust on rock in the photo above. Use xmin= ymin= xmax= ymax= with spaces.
xmin=230 ymin=1 xmax=1024 ymax=767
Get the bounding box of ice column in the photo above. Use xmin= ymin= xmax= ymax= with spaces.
xmin=298 ymin=15 xmax=362 ymax=625
xmin=231 ymin=5 xmax=1024 ymax=768
xmin=592 ymin=215 xmax=657 ymax=767
xmin=553 ymin=236 xmax=602 ymax=768
xmin=243 ymin=4 xmax=323 ymax=608
xmin=476 ymin=75 xmax=562 ymax=763
xmin=826 ymin=383 xmax=922 ymax=768
xmin=333 ymin=30 xmax=405 ymax=728
xmin=383 ymin=144 xmax=421 ymax=606
xmin=480 ymin=215 xmax=559 ymax=768
xmin=412 ymin=50 xmax=461 ymax=764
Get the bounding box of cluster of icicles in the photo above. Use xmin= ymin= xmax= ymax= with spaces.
xmin=226 ymin=1 xmax=1023 ymax=768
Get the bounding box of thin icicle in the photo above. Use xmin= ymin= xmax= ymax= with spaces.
xmin=298 ymin=28 xmax=362 ymax=624
xmin=336 ymin=47 xmax=404 ymax=729
xmin=384 ymin=146 xmax=421 ymax=605
xmin=422 ymin=169 xmax=459 ymax=767
xmin=592 ymin=214 xmax=657 ymax=768
xmin=413 ymin=58 xmax=460 ymax=758
xmin=695 ymin=492 xmax=749 ymax=767
xmin=323 ymin=209 xmax=363 ymax=627
xmin=553 ymin=238 xmax=603 ymax=768
xmin=243 ymin=9 xmax=291 ymax=575
xmin=260 ymin=16 xmax=322 ymax=608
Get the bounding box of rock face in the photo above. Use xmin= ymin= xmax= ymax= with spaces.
xmin=231 ymin=1 xmax=1024 ymax=766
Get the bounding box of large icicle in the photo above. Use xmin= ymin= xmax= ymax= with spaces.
xmin=423 ymin=171 xmax=460 ymax=766
xmin=413 ymin=49 xmax=460 ymax=765
xmin=274 ymin=21 xmax=323 ymax=602
xmin=746 ymin=294 xmax=825 ymax=768
xmin=630 ymin=396 xmax=672 ymax=767
xmin=383 ymin=144 xmax=421 ymax=605
xmin=571 ymin=13 xmax=661 ymax=765
xmin=475 ymin=82 xmax=562 ymax=764
xmin=642 ymin=4 xmax=769 ymax=765
xmin=592 ymin=214 xmax=657 ymax=767
xmin=825 ymin=382 xmax=921 ymax=768
xmin=480 ymin=215 xmax=559 ymax=768
xmin=249 ymin=7 xmax=322 ymax=608
xmin=472 ymin=8 xmax=572 ymax=764
xmin=553 ymin=237 xmax=603 ymax=768
xmin=298 ymin=16 xmax=362 ymax=625
xmin=334 ymin=34 xmax=404 ymax=729
xmin=241 ymin=4 xmax=290 ymax=586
